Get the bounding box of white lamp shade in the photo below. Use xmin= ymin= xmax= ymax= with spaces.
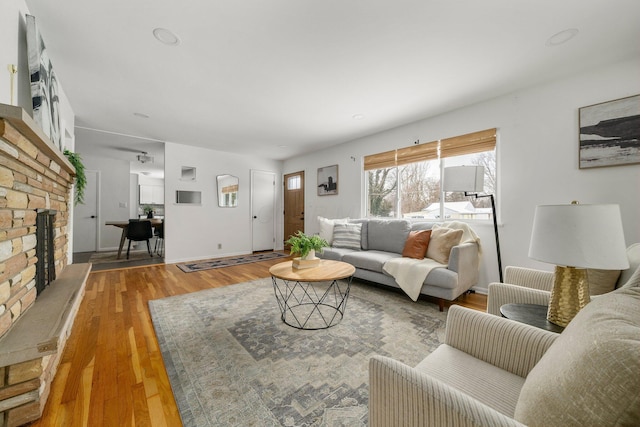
xmin=443 ymin=166 xmax=485 ymax=192
xmin=528 ymin=204 xmax=629 ymax=270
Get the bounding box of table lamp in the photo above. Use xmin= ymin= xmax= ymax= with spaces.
xmin=528 ymin=202 xmax=629 ymax=327
xmin=443 ymin=165 xmax=503 ymax=282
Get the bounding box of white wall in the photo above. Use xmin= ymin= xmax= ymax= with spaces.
xmin=163 ymin=142 xmax=283 ymax=264
xmin=2 ymin=0 xmax=77 ymax=260
xmin=284 ymin=58 xmax=640 ymax=292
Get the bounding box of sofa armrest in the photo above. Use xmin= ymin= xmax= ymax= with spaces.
xmin=444 ymin=306 xmax=558 ymax=378
xmin=486 ymin=283 xmax=551 ymax=316
xmin=504 ymin=266 xmax=554 ymax=291
xmin=369 ymin=355 xmax=525 ymax=427
xmin=448 ymin=242 xmax=480 ymax=288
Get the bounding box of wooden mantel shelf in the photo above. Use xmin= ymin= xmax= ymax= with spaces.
xmin=0 ymin=103 xmax=75 ymax=176
xmin=0 ymin=263 xmax=91 ymax=367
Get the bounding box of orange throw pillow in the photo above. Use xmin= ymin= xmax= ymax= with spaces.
xmin=402 ymin=230 xmax=432 ymax=259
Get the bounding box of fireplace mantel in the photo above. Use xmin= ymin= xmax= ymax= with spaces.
xmin=1 ymin=103 xmax=86 ymax=425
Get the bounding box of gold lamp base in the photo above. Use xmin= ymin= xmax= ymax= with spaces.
xmin=547 ymin=266 xmax=590 ymax=327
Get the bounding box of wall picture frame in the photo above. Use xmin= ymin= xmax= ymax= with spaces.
xmin=578 ymin=94 xmax=640 ymax=169
xmin=317 ymin=164 xmax=338 ymax=196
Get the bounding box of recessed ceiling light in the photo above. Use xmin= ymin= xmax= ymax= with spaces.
xmin=546 ymin=28 xmax=579 ymax=47
xmin=133 ymin=112 xmax=150 ymax=119
xmin=153 ymin=28 xmax=181 ymax=46
xmin=352 ymin=114 xmax=365 ymax=120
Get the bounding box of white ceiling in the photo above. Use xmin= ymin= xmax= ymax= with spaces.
xmin=25 ymin=0 xmax=640 ymax=165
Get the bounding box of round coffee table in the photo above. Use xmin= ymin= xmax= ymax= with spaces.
xmin=269 ymin=260 xmax=356 ymax=330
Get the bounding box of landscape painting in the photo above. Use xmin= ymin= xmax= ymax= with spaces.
xmin=579 ymin=94 xmax=640 ymax=169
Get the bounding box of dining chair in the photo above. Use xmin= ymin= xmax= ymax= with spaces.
xmin=154 ymin=220 xmax=164 ymax=257
xmin=126 ymin=219 xmax=153 ymax=259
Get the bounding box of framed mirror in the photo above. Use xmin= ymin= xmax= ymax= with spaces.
xmin=217 ymin=174 xmax=239 ymax=207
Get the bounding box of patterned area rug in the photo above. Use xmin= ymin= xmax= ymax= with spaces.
xmin=149 ymin=278 xmax=447 ymax=426
xmin=177 ymin=252 xmax=289 ymax=273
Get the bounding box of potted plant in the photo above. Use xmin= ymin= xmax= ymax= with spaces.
xmin=143 ymin=205 xmax=154 ymax=218
xmin=286 ymin=231 xmax=328 ymax=269
xmin=63 ymin=149 xmax=86 ymax=206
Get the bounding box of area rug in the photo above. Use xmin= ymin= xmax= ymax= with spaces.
xmin=148 ymin=278 xmax=448 ymax=426
xmin=176 ymin=252 xmax=289 ymax=273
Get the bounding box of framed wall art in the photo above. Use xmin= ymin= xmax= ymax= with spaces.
xmin=26 ymin=14 xmax=63 ymax=150
xmin=579 ymin=94 xmax=640 ymax=169
xmin=317 ymin=164 xmax=338 ymax=196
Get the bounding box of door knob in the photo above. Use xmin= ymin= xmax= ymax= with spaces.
xmin=253 ymin=216 xmax=257 ymax=219
xmin=90 ymin=215 xmax=96 ymax=218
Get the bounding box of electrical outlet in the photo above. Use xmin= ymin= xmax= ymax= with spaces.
xmin=218 ymin=243 xmax=222 ymax=249
xmin=119 ymin=202 xmax=128 ymax=208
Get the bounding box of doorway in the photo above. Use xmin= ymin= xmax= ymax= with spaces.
xmin=283 ymin=171 xmax=305 ymax=248
xmin=251 ymin=170 xmax=276 ymax=252
xmin=72 ymin=170 xmax=99 ymax=253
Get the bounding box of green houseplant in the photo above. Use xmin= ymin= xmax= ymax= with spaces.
xmin=63 ymin=149 xmax=86 ymax=206
xmin=286 ymin=231 xmax=328 ymax=259
xmin=143 ymin=205 xmax=154 ymax=218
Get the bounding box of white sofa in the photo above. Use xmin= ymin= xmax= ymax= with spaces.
xmin=369 ymin=267 xmax=640 ymax=426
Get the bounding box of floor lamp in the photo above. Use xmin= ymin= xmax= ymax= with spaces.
xmin=443 ymin=166 xmax=503 ymax=282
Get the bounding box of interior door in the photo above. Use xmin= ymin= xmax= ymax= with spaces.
xmin=72 ymin=170 xmax=99 ymax=253
xmin=283 ymin=171 xmax=305 ymax=248
xmin=251 ymin=170 xmax=276 ymax=252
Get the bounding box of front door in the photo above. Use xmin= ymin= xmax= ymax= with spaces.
xmin=283 ymin=171 xmax=305 ymax=248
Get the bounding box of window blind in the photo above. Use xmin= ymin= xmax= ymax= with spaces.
xmin=396 ymin=140 xmax=438 ymax=166
xmin=440 ymin=128 xmax=496 ymax=158
xmin=364 ymin=149 xmax=396 ymax=170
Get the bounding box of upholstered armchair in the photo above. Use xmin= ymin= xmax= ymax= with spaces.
xmin=487 ymin=243 xmax=640 ymax=316
xmin=369 ymin=272 xmax=640 ymax=426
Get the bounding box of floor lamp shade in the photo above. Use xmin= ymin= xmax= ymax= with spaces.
xmin=443 ymin=166 xmax=485 ymax=192
xmin=528 ymin=203 xmax=629 ymax=326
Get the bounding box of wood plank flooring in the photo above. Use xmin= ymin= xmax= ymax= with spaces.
xmin=30 ymin=255 xmax=487 ymax=426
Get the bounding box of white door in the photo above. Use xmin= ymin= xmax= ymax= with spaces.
xmin=251 ymin=170 xmax=276 ymax=252
xmin=73 ymin=170 xmax=99 ymax=253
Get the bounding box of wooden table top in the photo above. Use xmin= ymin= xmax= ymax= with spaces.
xmin=106 ymin=219 xmax=163 ymax=228
xmin=269 ymin=260 xmax=355 ymax=282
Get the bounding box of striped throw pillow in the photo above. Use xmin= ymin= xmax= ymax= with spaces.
xmin=332 ymin=223 xmax=362 ymax=250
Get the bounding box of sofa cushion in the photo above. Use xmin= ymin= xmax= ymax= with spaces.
xmin=587 ymin=268 xmax=620 ymax=295
xmin=416 ymin=344 xmax=525 ymax=417
xmin=349 ymin=219 xmax=369 ymax=250
xmin=332 ymin=223 xmax=362 ymax=250
xmin=318 ymin=247 xmax=355 ymax=261
xmin=618 ymin=243 xmax=640 ymax=288
xmin=402 ymin=230 xmax=432 ymax=259
xmin=367 ymin=219 xmax=411 ymax=254
xmin=514 ymin=285 xmax=640 ymax=426
xmin=426 ymin=228 xmax=463 ymax=264
xmin=342 ymin=250 xmax=401 ymax=274
xmin=317 ymin=216 xmax=349 ymax=245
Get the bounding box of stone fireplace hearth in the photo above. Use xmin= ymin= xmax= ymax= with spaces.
xmin=0 ymin=104 xmax=90 ymax=426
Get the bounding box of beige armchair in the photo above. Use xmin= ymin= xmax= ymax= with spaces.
xmin=369 ymin=270 xmax=640 ymax=426
xmin=487 ymin=243 xmax=640 ymax=316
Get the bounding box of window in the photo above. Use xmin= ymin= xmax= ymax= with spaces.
xmin=287 ymin=175 xmax=301 ymax=190
xmin=365 ymin=129 xmax=496 ymax=220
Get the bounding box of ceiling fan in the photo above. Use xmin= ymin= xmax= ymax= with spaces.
xmin=136 ymin=151 xmax=154 ymax=164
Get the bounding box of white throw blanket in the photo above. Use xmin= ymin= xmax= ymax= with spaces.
xmin=383 ymin=221 xmax=481 ymax=301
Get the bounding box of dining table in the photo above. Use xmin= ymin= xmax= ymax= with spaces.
xmin=106 ymin=219 xmax=163 ymax=259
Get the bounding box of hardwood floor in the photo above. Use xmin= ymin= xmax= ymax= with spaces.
xmin=30 ymin=256 xmax=487 ymax=426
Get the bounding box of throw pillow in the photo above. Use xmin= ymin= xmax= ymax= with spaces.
xmin=402 ymin=230 xmax=432 ymax=259
xmin=317 ymin=216 xmax=349 ymax=245
xmin=587 ymin=268 xmax=621 ymax=295
xmin=426 ymin=228 xmax=463 ymax=264
xmin=514 ymin=286 xmax=640 ymax=426
xmin=332 ymin=223 xmax=362 ymax=250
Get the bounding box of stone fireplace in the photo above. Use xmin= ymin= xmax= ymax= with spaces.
xmin=0 ymin=104 xmax=90 ymax=426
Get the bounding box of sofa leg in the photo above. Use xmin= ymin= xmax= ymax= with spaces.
xmin=438 ymin=299 xmax=445 ymax=312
